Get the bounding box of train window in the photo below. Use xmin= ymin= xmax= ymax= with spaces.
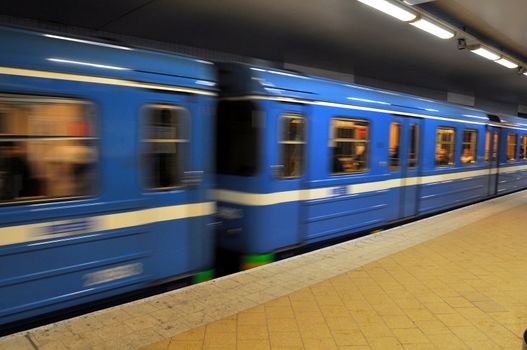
xmin=389 ymin=122 xmax=400 ymax=171
xmin=492 ymin=132 xmax=498 ymax=161
xmin=331 ymin=118 xmax=369 ymax=174
xmin=460 ymin=129 xmax=477 ymax=165
xmin=409 ymin=123 xmax=419 ymax=169
xmin=507 ymin=132 xmax=518 ymax=161
xmin=279 ymin=114 xmax=305 ymax=178
xmin=435 ymin=127 xmax=455 ymax=167
xmin=143 ymin=105 xmax=189 ymax=190
xmin=484 ymin=131 xmax=490 ymax=162
xmin=521 ymin=135 xmax=527 ymax=160
xmin=216 ymin=101 xmax=261 ymax=176
xmin=0 ymin=94 xmax=96 ymax=205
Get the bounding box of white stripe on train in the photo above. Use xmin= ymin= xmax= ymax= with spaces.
xmin=0 ymin=202 xmax=215 ymax=247
xmin=212 ymin=165 xmax=527 ymax=206
xmin=1 ymin=165 xmax=525 ymax=247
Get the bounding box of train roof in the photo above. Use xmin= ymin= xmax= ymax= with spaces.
xmin=498 ymin=113 xmax=527 ymax=128
xmin=0 ymin=26 xmax=216 ymax=94
xmin=218 ymin=62 xmax=525 ymax=126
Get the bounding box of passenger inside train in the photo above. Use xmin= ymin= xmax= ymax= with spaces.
xmin=0 ymin=141 xmax=37 ymax=200
xmin=460 ymin=148 xmax=474 ymax=164
xmin=435 ymin=147 xmax=450 ymax=166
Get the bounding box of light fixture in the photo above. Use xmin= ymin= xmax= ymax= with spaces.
xmin=470 ymin=46 xmax=501 ymax=61
xmin=469 ymin=45 xmax=521 ymax=69
xmin=495 ymin=58 xmax=518 ymax=69
xmin=356 ymin=0 xmax=417 ymax=22
xmin=409 ymin=18 xmax=455 ymax=39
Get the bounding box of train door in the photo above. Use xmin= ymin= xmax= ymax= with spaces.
xmin=140 ymin=95 xmax=201 ymax=278
xmin=141 ymin=100 xmax=194 ymax=201
xmin=400 ymin=117 xmax=422 ymax=218
xmin=487 ymin=126 xmax=500 ymax=196
xmin=272 ymin=103 xmax=308 ymax=248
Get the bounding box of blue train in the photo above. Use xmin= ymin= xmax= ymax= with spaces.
xmin=214 ymin=64 xmax=527 ymax=268
xmin=2 ymin=26 xmax=527 ymax=325
xmin=0 ymin=27 xmax=216 ymax=325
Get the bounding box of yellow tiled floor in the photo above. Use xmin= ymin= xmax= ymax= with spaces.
xmin=141 ymin=202 xmax=527 ymax=350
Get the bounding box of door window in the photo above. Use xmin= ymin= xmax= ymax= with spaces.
xmin=216 ymin=101 xmax=260 ymax=176
xmin=279 ymin=114 xmax=305 ymax=178
xmin=484 ymin=131 xmax=490 ymax=162
xmin=389 ymin=122 xmax=400 ymax=171
xmin=520 ymin=135 xmax=527 ymax=160
xmin=409 ymin=123 xmax=419 ymax=169
xmin=143 ymin=105 xmax=189 ymax=190
xmin=492 ymin=132 xmax=498 ymax=161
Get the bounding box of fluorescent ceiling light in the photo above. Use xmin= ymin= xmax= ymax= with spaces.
xmin=470 ymin=46 xmax=520 ymax=68
xmin=470 ymin=46 xmax=501 ymax=61
xmin=356 ymin=0 xmax=417 ymax=22
xmin=410 ymin=18 xmax=455 ymax=39
xmin=47 ymin=58 xmax=130 ymax=71
xmin=44 ymin=34 xmax=132 ymax=51
xmin=495 ymin=58 xmax=518 ymax=69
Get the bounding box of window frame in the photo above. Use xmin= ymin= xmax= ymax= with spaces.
xmin=330 ymin=117 xmax=370 ymax=176
xmin=141 ymin=103 xmax=191 ymax=192
xmin=0 ymin=93 xmax=98 ymax=206
xmin=435 ymin=126 xmax=456 ymax=168
xmin=460 ymin=128 xmax=478 ymax=166
xmin=277 ymin=113 xmax=306 ymax=179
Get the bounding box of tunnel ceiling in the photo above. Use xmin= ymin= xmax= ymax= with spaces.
xmin=2 ymin=0 xmax=527 ymax=109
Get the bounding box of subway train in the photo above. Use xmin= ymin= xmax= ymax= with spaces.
xmin=2 ymin=25 xmax=527 ymax=326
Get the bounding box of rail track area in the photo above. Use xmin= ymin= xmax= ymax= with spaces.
xmin=0 ymin=190 xmax=526 ymax=349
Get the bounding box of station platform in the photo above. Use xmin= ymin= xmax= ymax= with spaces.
xmin=2 ymin=191 xmax=527 ymax=350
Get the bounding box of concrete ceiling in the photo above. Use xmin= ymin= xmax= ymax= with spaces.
xmin=2 ymin=0 xmax=527 ymax=112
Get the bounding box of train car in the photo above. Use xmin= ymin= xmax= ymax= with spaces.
xmin=0 ymin=27 xmax=216 ymax=325
xmin=492 ymin=114 xmax=527 ymax=194
xmin=214 ymin=63 xmax=527 ymax=269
